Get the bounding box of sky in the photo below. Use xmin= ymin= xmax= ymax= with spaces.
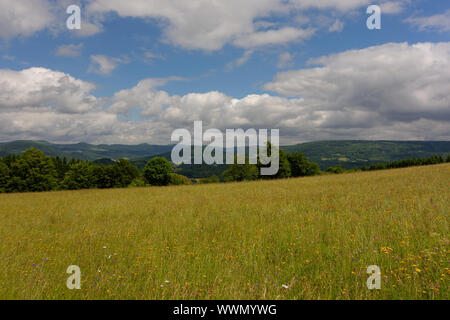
xmin=0 ymin=0 xmax=449 ymax=145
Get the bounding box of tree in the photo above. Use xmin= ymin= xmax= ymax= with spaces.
xmin=0 ymin=162 xmax=10 ymax=193
xmin=53 ymin=156 xmax=69 ymax=181
xmin=288 ymin=152 xmax=320 ymax=177
xmin=223 ymin=157 xmax=259 ymax=182
xmin=274 ymin=150 xmax=291 ymax=179
xmin=61 ymin=162 xmax=93 ymax=190
xmin=9 ymin=148 xmax=58 ymax=192
xmin=143 ymin=157 xmax=172 ymax=186
xmin=89 ymin=165 xmax=113 ymax=189
xmin=326 ymin=165 xmax=346 ymax=174
xmin=255 ymin=142 xmax=293 ymax=179
xmin=114 ymin=159 xmax=140 ymax=187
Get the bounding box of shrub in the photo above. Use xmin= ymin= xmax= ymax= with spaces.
xmin=170 ymin=173 xmax=193 ymax=185
xmin=143 ymin=157 xmax=173 ymax=186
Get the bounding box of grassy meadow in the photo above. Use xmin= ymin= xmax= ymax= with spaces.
xmin=0 ymin=164 xmax=448 ymax=300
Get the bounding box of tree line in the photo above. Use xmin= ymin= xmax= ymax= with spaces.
xmin=0 ymin=147 xmax=449 ymax=194
xmin=326 ymin=154 xmax=450 ymax=174
xmin=222 ymin=148 xmax=320 ymax=182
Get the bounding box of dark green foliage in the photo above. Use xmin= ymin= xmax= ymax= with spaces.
xmin=61 ymin=162 xmax=92 ymax=190
xmin=143 ymin=157 xmax=173 ymax=186
xmin=1 ymin=140 xmax=449 ymax=174
xmin=0 ymin=140 xmax=173 ymax=161
xmin=0 ymin=161 xmax=10 ymax=193
xmin=0 ymin=148 xmax=141 ymax=193
xmin=52 ymin=156 xmax=70 ymax=181
xmin=198 ymin=175 xmax=221 ymax=184
xmin=288 ymin=152 xmax=321 ymax=177
xmin=170 ymin=173 xmax=193 ymax=186
xmin=128 ymin=177 xmax=147 ymax=188
xmin=0 ymin=146 xmax=447 ymax=193
xmin=275 ymin=150 xmax=292 ymax=179
xmin=326 ymin=165 xmax=347 ymax=174
xmin=360 ymin=155 xmax=448 ymax=172
xmin=282 ymin=141 xmax=450 ymax=170
xmin=223 ymin=157 xmax=259 ymax=182
xmin=7 ymin=148 xmax=58 ymax=192
xmin=115 ymin=159 xmax=141 ymax=187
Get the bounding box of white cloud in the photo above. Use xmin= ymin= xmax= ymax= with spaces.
xmin=405 ymin=9 xmax=450 ymax=33
xmin=109 ymin=78 xmax=175 ymax=116
xmin=0 ymin=0 xmax=411 ymax=49
xmin=1 ymin=42 xmax=449 ymax=144
xmin=0 ymin=0 xmax=55 ymax=39
xmin=86 ymin=0 xmax=408 ymax=51
xmin=0 ymin=67 xmax=98 ymax=113
xmin=88 ymin=55 xmax=128 ymax=75
xmin=265 ymin=42 xmax=450 ymax=128
xmin=56 ymin=43 xmax=84 ymax=57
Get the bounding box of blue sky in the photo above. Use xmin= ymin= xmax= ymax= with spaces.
xmin=0 ymin=0 xmax=449 ymax=144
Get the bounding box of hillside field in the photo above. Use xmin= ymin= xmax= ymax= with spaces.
xmin=0 ymin=164 xmax=448 ymax=300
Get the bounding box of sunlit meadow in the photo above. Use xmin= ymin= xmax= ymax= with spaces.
xmin=0 ymin=164 xmax=448 ymax=300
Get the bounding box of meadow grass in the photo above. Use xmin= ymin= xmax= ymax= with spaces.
xmin=0 ymin=164 xmax=448 ymax=300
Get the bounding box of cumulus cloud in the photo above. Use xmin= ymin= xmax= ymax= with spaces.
xmin=0 ymin=0 xmax=55 ymax=39
xmin=405 ymin=9 xmax=450 ymax=33
xmin=1 ymin=42 xmax=449 ymax=144
xmin=86 ymin=0 xmax=408 ymax=51
xmin=0 ymin=67 xmax=98 ymax=113
xmin=265 ymin=42 xmax=450 ymax=134
xmin=0 ymin=0 xmax=411 ymax=50
xmin=0 ymin=67 xmax=123 ymax=143
xmin=109 ymin=78 xmax=175 ymax=116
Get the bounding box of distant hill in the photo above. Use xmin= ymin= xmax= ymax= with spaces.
xmin=1 ymin=140 xmax=449 ymax=177
xmin=281 ymin=141 xmax=450 ymax=170
xmin=129 ymin=141 xmax=450 ymax=177
xmin=0 ymin=140 xmax=173 ymax=161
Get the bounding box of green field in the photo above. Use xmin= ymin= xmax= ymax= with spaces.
xmin=0 ymin=164 xmax=448 ymax=300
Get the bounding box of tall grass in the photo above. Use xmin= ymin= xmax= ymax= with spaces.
xmin=0 ymin=164 xmax=448 ymax=300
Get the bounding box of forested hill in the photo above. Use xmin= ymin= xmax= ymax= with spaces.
xmin=1 ymin=140 xmax=449 ymax=173
xmin=0 ymin=140 xmax=173 ymax=161
xmin=281 ymin=141 xmax=450 ymax=170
